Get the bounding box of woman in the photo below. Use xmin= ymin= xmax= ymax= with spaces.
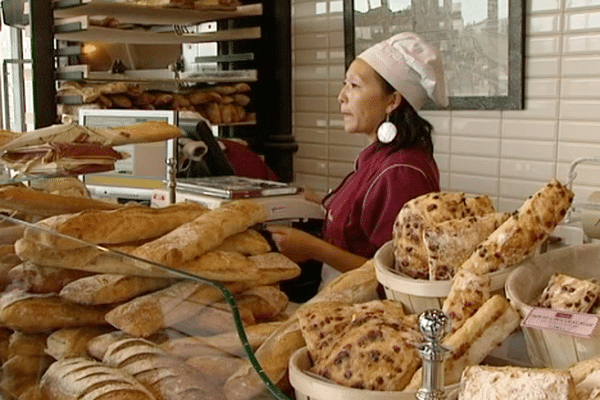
xmin=268 ymin=32 xmax=449 ymax=286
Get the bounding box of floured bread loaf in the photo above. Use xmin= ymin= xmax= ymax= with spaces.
xmin=574 ymin=369 xmax=600 ymax=399
xmin=393 ymin=192 xmax=495 ymax=279
xmin=461 ymin=178 xmax=574 ymax=275
xmin=536 ymin=273 xmax=600 ymax=313
xmin=132 ymin=200 xmax=267 ymax=267
xmin=458 ymin=365 xmax=576 ymax=400
xmin=297 ymin=299 xmax=420 ymax=391
xmin=40 ymin=357 xmax=155 ymax=400
xmin=24 ymin=201 xmax=209 ymax=250
xmin=424 ymin=212 xmax=510 ymax=280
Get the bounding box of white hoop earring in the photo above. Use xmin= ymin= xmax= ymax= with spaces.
xmin=377 ymin=115 xmax=397 ymax=143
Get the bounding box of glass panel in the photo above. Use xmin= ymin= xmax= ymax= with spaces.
xmin=0 ymin=202 xmax=294 ymax=400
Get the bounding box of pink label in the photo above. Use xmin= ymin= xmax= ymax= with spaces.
xmin=522 ymin=307 xmax=599 ymax=338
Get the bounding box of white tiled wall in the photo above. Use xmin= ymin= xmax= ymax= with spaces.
xmin=291 ymin=0 xmax=600 ymax=213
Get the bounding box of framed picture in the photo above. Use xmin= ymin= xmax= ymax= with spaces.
xmin=343 ymin=0 xmax=526 ymax=110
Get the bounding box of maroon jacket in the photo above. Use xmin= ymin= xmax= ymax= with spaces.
xmin=323 ymin=142 xmax=440 ymax=258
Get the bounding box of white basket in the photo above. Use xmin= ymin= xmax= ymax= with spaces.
xmin=505 ymin=243 xmax=600 ymax=369
xmin=374 ymin=241 xmax=514 ymax=314
xmin=288 ymin=347 xmax=458 ymax=400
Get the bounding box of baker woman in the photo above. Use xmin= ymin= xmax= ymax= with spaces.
xmin=268 ymin=32 xmax=449 ymax=287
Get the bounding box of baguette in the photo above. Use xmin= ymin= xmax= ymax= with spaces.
xmin=173 ymin=251 xmax=261 ymax=282
xmin=161 ymin=321 xmax=283 ymax=359
xmin=406 ymin=295 xmax=521 ymax=390
xmin=0 ymin=185 xmax=121 ymax=217
xmin=441 ymin=269 xmax=491 ymax=332
xmin=24 ymin=202 xmax=210 ymax=250
xmin=461 ymin=178 xmax=574 ymax=275
xmin=19 ymin=262 xmax=94 ymax=293
xmin=103 ymin=337 xmax=224 ymax=400
xmin=186 ymin=354 xmax=247 ymax=384
xmin=233 ymin=285 xmax=288 ymax=321
xmin=104 ymin=281 xmax=249 ymax=337
xmin=132 ymin=200 xmax=268 ymax=266
xmin=212 ymin=229 xmax=271 ymax=255
xmin=0 ymin=289 xmax=111 ymax=333
xmin=59 ymin=274 xmax=172 ymax=305
xmin=170 ymin=302 xmax=256 ymax=336
xmin=40 ymin=357 xmax=156 ymax=400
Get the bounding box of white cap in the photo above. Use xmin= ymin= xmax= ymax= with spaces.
xmin=358 ymin=32 xmax=448 ymax=110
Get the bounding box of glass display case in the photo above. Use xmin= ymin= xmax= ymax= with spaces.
xmin=0 ymin=184 xmax=298 ymax=400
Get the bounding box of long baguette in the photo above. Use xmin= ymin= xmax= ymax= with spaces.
xmin=0 ymin=185 xmax=121 ymax=217
xmin=132 ymin=200 xmax=268 ymax=266
xmin=59 ymin=274 xmax=172 ymax=305
xmin=24 ymin=202 xmax=210 ymax=250
xmin=46 ymin=326 xmax=115 ymax=360
xmin=0 ymin=289 xmax=111 ymax=333
xmin=40 ymin=357 xmax=156 ymax=400
xmin=105 ymin=281 xmax=249 ymax=337
xmin=405 ymin=295 xmax=521 ymax=390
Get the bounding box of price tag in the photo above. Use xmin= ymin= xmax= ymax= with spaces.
xmin=522 ymin=307 xmax=600 ymax=338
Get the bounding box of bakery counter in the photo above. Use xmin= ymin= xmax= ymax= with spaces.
xmin=0 ymin=198 xmax=299 ymax=400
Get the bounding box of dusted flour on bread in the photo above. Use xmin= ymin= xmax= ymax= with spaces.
xmin=459 ymin=365 xmax=576 ymax=400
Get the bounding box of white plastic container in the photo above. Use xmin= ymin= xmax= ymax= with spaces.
xmin=288 ymin=347 xmax=458 ymax=400
xmin=374 ymin=241 xmax=515 ymax=314
xmin=505 ymin=243 xmax=600 ymax=369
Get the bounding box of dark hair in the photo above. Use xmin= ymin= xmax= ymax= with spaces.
xmin=378 ymin=77 xmax=434 ymax=156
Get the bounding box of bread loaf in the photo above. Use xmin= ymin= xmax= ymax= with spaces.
xmin=24 ymin=202 xmax=209 ymax=250
xmin=0 ymin=185 xmax=121 ymax=217
xmin=186 ymin=354 xmax=247 ymax=384
xmin=458 ymin=365 xmax=576 ymax=400
xmin=8 ymin=331 xmax=48 ymax=358
xmin=40 ymin=357 xmax=156 ymax=400
xmin=103 ymin=337 xmax=224 ymax=400
xmin=393 ymin=192 xmax=495 ymax=279
xmin=461 ymin=178 xmax=574 ymax=275
xmin=0 ymin=289 xmax=111 ymax=332
xmin=406 ymin=295 xmax=521 ymax=390
xmin=162 ymin=321 xmax=283 ymax=359
xmin=442 ymin=269 xmax=491 ymax=332
xmin=170 ymin=302 xmax=256 ymax=335
xmin=424 ymin=212 xmax=510 ymax=280
xmin=132 ymin=200 xmax=268 ymax=266
xmin=173 ymin=251 xmax=261 ymax=282
xmin=233 ymin=285 xmax=288 ymax=321
xmin=212 ymin=229 xmax=271 ymax=255
xmin=19 ymin=262 xmax=94 ymax=293
xmin=535 ymin=273 xmax=600 ymax=313
xmin=2 ymin=354 xmax=54 ymax=399
xmin=105 ymin=281 xmax=249 ymax=337
xmin=59 ymin=274 xmax=172 ymax=305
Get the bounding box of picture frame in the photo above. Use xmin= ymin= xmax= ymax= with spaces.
xmin=343 ymin=0 xmax=526 ymax=110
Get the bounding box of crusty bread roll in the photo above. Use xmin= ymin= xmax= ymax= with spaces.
xmin=2 ymin=354 xmax=54 ymax=399
xmin=40 ymin=357 xmax=156 ymax=400
xmin=132 ymin=200 xmax=268 ymax=267
xmin=103 ymin=337 xmax=223 ymax=400
xmin=24 ymin=202 xmax=210 ymax=250
xmin=233 ymin=285 xmax=288 ymax=321
xmin=59 ymin=274 xmax=172 ymax=305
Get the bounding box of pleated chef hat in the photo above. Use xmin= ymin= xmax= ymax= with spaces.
xmin=358 ymin=32 xmax=449 ymax=110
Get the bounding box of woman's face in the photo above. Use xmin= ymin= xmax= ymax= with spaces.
xmin=338 ymin=58 xmax=396 ymax=139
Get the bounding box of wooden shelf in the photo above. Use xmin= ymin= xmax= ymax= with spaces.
xmin=55 ymin=20 xmax=261 ymax=44
xmin=53 ymin=1 xmax=263 ymax=26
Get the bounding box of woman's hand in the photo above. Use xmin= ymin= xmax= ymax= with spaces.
xmin=266 ymin=226 xmax=321 ymax=263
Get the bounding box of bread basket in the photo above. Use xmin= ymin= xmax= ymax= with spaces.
xmin=505 ymin=243 xmax=600 ymax=369
xmin=288 ymin=347 xmax=458 ymax=400
xmin=374 ymin=240 xmax=515 ymax=314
